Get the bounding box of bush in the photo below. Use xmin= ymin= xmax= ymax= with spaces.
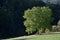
xmin=52 ymin=25 xmax=57 ymax=32
xmin=52 ymin=20 xmax=60 ymax=32
xmin=57 ymin=20 xmax=60 ymax=31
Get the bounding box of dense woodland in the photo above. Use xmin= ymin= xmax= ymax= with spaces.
xmin=0 ymin=0 xmax=60 ymax=39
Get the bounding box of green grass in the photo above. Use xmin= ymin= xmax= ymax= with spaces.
xmin=27 ymin=34 xmax=60 ymax=40
xmin=6 ymin=34 xmax=60 ymax=40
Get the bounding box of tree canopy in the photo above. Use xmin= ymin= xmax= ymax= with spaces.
xmin=23 ymin=6 xmax=53 ymax=34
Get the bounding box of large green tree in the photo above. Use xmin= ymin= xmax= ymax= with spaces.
xmin=23 ymin=6 xmax=53 ymax=34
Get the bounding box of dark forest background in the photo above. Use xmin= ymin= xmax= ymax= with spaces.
xmin=0 ymin=0 xmax=60 ymax=39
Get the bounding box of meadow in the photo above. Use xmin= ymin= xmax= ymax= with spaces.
xmin=27 ymin=34 xmax=60 ymax=40
xmin=6 ymin=34 xmax=60 ymax=40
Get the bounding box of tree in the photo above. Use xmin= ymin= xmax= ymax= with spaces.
xmin=23 ymin=6 xmax=53 ymax=34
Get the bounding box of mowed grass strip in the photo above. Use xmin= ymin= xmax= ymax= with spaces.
xmin=27 ymin=34 xmax=60 ymax=40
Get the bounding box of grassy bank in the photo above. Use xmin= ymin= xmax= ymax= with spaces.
xmin=4 ymin=33 xmax=60 ymax=40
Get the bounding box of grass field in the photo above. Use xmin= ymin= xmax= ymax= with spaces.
xmin=5 ymin=34 xmax=60 ymax=40
xmin=27 ymin=34 xmax=60 ymax=40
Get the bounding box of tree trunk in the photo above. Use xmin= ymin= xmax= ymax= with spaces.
xmin=42 ymin=28 xmax=46 ymax=33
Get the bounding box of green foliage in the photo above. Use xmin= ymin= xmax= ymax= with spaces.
xmin=23 ymin=6 xmax=53 ymax=34
xmin=58 ymin=20 xmax=60 ymax=25
xmin=57 ymin=20 xmax=60 ymax=31
xmin=52 ymin=20 xmax=60 ymax=32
